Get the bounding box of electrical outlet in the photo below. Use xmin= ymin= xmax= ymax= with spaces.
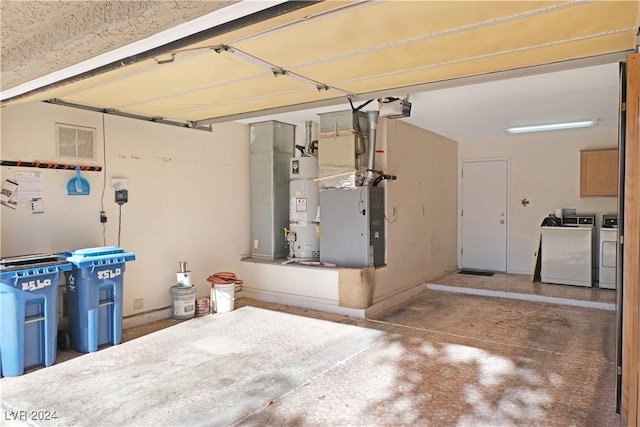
xmin=254 ymin=239 xmax=259 ymax=249
xmin=133 ymin=298 xmax=143 ymax=310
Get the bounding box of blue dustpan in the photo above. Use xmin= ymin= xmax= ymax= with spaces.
xmin=67 ymin=167 xmax=90 ymax=195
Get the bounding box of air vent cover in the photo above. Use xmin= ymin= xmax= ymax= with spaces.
xmin=56 ymin=123 xmax=96 ymax=161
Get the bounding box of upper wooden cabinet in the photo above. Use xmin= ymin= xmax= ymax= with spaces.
xmin=580 ymin=148 xmax=618 ymax=197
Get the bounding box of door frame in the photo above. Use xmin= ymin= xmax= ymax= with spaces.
xmin=457 ymin=157 xmax=511 ymax=272
xmin=621 ymin=52 xmax=640 ymax=426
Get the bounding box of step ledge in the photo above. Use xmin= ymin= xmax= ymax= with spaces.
xmin=426 ymin=283 xmax=615 ymax=311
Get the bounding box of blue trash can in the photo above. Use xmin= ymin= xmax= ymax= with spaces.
xmin=65 ymin=247 xmax=135 ymax=353
xmin=0 ymin=254 xmax=71 ymax=377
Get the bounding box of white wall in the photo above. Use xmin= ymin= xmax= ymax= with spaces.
xmin=374 ymin=119 xmax=459 ymax=301
xmin=458 ymin=128 xmax=618 ymax=274
xmin=1 ymin=104 xmax=106 ymax=254
xmin=1 ymin=102 xmax=250 ymax=316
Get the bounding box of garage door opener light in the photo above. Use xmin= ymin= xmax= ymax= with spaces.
xmin=505 ymin=119 xmax=597 ymax=134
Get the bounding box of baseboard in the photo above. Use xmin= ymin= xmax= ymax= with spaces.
xmin=364 ymin=282 xmax=427 ymax=318
xmin=242 ymin=283 xmax=429 ymax=319
xmin=123 ymin=307 xmax=172 ymax=329
xmin=240 ymin=287 xmax=366 ymax=318
xmin=507 ymin=269 xmax=533 ymax=275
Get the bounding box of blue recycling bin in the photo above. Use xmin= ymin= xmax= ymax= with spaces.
xmin=65 ymin=247 xmax=135 ymax=353
xmin=0 ymin=255 xmax=71 ymax=377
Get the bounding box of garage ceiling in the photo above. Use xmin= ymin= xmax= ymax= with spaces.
xmin=3 ymin=1 xmax=638 ymax=128
xmin=0 ymin=0 xmax=237 ymax=92
xmin=238 ymin=61 xmax=621 ymax=142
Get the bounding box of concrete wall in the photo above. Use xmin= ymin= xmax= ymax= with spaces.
xmin=0 ymin=101 xmax=250 ymax=317
xmin=374 ymin=119 xmax=459 ymax=301
xmin=458 ymin=128 xmax=618 ymax=274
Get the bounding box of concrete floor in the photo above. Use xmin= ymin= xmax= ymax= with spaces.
xmin=1 ymin=273 xmax=619 ymax=426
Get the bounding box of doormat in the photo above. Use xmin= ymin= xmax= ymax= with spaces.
xmin=458 ymin=270 xmax=495 ymax=276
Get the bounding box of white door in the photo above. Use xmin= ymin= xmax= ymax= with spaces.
xmin=461 ymin=160 xmax=508 ymax=271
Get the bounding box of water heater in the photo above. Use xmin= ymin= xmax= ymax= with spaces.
xmin=288 ymin=156 xmax=320 ymax=260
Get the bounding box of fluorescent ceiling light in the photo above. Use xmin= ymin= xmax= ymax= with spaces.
xmin=505 ymin=119 xmax=597 ymax=134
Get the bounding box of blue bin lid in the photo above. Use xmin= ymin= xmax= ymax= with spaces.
xmin=1 ymin=253 xmax=62 ymax=267
xmin=68 ymin=246 xmax=124 ymax=257
xmin=0 ymin=258 xmax=71 ymax=280
xmin=66 ymin=246 xmax=135 ymax=267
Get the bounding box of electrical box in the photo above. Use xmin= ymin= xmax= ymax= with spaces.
xmin=115 ymin=189 xmax=128 ymax=205
xmin=319 ymin=186 xmax=385 ymax=268
xmin=379 ymin=98 xmax=411 ymax=118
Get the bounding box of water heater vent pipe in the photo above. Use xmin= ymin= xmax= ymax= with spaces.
xmin=365 ymin=110 xmax=379 ymax=185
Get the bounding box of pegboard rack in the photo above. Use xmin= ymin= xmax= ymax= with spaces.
xmin=1 ymin=160 xmax=102 ymax=172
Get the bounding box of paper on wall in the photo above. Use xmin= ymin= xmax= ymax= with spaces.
xmin=1 ymin=179 xmax=18 ymax=209
xmin=15 ymin=172 xmax=43 ymax=201
xmin=29 ymin=198 xmax=44 ymax=214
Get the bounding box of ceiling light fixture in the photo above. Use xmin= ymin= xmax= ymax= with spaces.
xmin=505 ymin=119 xmax=598 ymax=134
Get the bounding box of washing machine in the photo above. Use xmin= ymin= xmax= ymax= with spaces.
xmin=599 ymin=214 xmax=618 ymax=289
xmin=540 ymin=214 xmax=595 ymax=287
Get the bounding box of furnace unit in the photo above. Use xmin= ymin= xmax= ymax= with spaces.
xmin=319 ymin=186 xmax=385 ymax=268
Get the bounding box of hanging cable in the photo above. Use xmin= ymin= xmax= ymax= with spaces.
xmin=101 ymin=114 xmax=108 ymax=246
xmin=358 ymin=185 xmax=367 ymax=215
xmin=117 ymin=204 xmax=122 ymax=247
xmin=349 ymin=98 xmax=374 ymax=156
xmin=384 ymin=213 xmax=398 ymax=223
xmin=371 ymin=170 xmax=397 ymax=187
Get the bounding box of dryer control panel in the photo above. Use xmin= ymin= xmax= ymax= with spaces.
xmin=602 ymin=214 xmax=618 ymax=228
xmin=562 ymin=215 xmax=595 ymax=227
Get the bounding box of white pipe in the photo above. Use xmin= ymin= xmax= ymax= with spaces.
xmin=365 ymin=111 xmax=379 ymax=185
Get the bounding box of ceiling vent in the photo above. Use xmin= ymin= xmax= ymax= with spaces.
xmin=56 ymin=123 xmax=96 ymax=161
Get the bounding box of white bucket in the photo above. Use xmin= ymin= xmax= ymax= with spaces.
xmin=170 ymin=285 xmax=196 ymax=320
xmin=212 ymin=283 xmax=235 ymax=313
